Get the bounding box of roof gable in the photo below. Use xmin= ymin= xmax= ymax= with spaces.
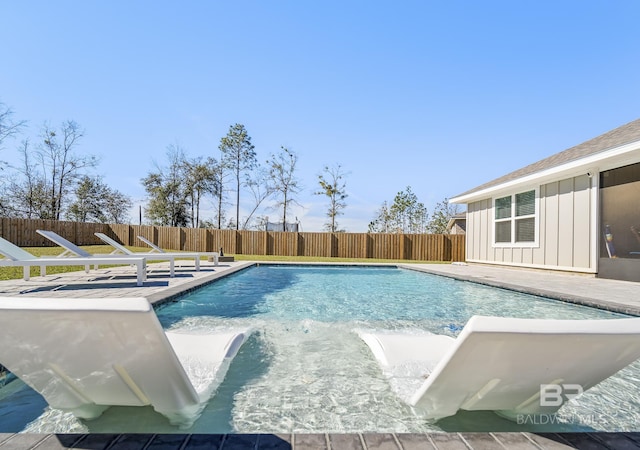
xmin=452 ymin=118 xmax=640 ymax=200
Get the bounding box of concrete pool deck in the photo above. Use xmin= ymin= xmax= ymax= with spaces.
xmin=1 ymin=260 xmax=640 ymax=449
xmin=0 ymin=260 xmax=255 ymax=304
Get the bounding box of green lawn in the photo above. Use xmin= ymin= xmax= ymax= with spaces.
xmin=0 ymin=245 xmax=446 ymax=281
xmin=234 ymin=254 xmax=447 ymax=264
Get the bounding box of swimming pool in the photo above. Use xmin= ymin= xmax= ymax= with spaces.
xmin=2 ymin=264 xmax=639 ymax=433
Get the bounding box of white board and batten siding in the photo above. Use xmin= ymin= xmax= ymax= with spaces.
xmin=466 ymin=174 xmax=597 ymax=273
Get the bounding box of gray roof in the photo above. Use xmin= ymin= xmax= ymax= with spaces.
xmin=453 ymin=118 xmax=640 ymax=199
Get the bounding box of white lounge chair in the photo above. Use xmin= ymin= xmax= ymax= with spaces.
xmin=356 ymin=315 xmax=640 ymax=422
xmin=36 ymin=229 xmax=175 ymax=278
xmin=137 ymin=235 xmax=220 ymax=264
xmin=137 ymin=235 xmax=165 ymax=253
xmin=0 ymin=296 xmax=251 ymax=428
xmin=95 ymin=232 xmax=218 ymax=271
xmin=0 ymin=235 xmax=147 ymax=286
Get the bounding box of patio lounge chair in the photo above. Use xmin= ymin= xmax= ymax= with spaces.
xmin=137 ymin=235 xmax=220 ymax=264
xmin=95 ymin=232 xmax=218 ymax=271
xmin=36 ymin=229 xmax=175 ymax=278
xmin=137 ymin=235 xmax=165 ymax=253
xmin=0 ymin=296 xmax=252 ymax=428
xmin=0 ymin=235 xmax=147 ymax=286
xmin=356 ymin=315 xmax=640 ymax=422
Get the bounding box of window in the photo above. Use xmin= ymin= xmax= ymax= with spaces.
xmin=493 ymin=189 xmax=537 ymax=246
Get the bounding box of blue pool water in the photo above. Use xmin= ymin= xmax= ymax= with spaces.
xmin=2 ymin=265 xmax=639 ymax=433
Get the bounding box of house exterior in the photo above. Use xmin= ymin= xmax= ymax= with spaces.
xmin=450 ymin=119 xmax=640 ymax=282
xmin=446 ymin=213 xmax=467 ymax=235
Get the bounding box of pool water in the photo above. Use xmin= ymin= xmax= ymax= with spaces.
xmin=2 ymin=265 xmax=639 ymax=433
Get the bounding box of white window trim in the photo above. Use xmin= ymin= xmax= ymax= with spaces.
xmin=492 ymin=187 xmax=540 ymax=248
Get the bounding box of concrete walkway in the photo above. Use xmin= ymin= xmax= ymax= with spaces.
xmin=1 ymin=260 xmax=640 ymax=449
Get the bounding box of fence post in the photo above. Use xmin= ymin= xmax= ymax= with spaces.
xmin=180 ymin=228 xmax=186 ymax=251
xmin=330 ymin=233 xmax=337 ymax=257
xmin=264 ymin=231 xmax=268 ymax=256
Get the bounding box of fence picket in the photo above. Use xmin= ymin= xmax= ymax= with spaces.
xmin=0 ymin=218 xmax=465 ymax=261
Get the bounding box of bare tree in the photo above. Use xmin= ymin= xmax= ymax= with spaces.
xmin=8 ymin=139 xmax=49 ymax=218
xmin=315 ymin=164 xmax=348 ymax=232
xmin=0 ymin=101 xmax=26 ymax=150
xmin=0 ymin=101 xmax=26 ymax=171
xmin=3 ymin=123 xmax=96 ymax=220
xmin=36 ymin=121 xmax=97 ymax=220
xmin=242 ymin=166 xmax=275 ymax=229
xmin=219 ymin=124 xmax=256 ymax=230
xmin=267 ymin=146 xmax=302 ymax=231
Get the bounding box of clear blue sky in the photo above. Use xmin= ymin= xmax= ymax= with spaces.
xmin=1 ymin=1 xmax=639 ymax=231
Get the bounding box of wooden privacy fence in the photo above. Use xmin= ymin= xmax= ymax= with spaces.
xmin=0 ymin=218 xmax=466 ymax=262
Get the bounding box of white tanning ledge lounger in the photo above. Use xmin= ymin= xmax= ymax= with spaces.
xmin=95 ymin=232 xmax=218 ymax=271
xmin=0 ymin=296 xmax=252 ymax=428
xmin=0 ymin=235 xmax=147 ymax=286
xmin=357 ymin=315 xmax=640 ymax=422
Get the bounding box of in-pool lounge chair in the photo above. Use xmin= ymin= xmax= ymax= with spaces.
xmin=95 ymin=232 xmax=218 ymax=271
xmin=37 ymin=229 xmax=176 ymax=278
xmin=0 ymin=296 xmax=252 ymax=428
xmin=0 ymin=235 xmax=147 ymax=286
xmin=357 ymin=315 xmax=640 ymax=421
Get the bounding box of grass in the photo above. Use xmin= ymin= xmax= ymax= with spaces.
xmin=234 ymin=254 xmax=450 ymax=264
xmin=0 ymin=245 xmax=449 ymax=281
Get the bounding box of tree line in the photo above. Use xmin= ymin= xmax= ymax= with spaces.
xmin=0 ymin=100 xmax=462 ymax=233
xmin=140 ymin=123 xmax=351 ymax=232
xmin=368 ymin=186 xmax=462 ymax=234
xmin=0 ymin=111 xmax=132 ymax=223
